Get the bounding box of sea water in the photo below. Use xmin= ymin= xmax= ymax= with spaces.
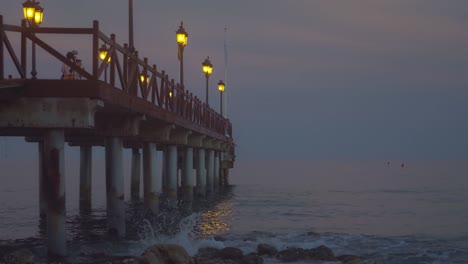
xmin=1 ymin=159 xmax=468 ymax=263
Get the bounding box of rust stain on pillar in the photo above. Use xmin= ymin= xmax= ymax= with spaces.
xmin=45 ymin=148 xmax=65 ymax=213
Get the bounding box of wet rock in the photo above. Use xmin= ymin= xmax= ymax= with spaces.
xmin=361 ymin=261 xmax=386 ymax=264
xmin=256 ymin=243 xmax=278 ymax=257
xmin=141 ymin=244 xmax=193 ymax=264
xmin=242 ymin=253 xmax=264 ymax=264
xmin=307 ymin=245 xmax=336 ymax=261
xmin=2 ymin=248 xmax=35 ymax=264
xmin=194 ymin=247 xmax=222 ymax=264
xmin=196 ymin=247 xmax=220 ymax=259
xmin=219 ymin=247 xmax=243 ymax=260
xmin=277 ymin=245 xmax=336 ymax=262
xmin=337 ymin=254 xmax=361 ymax=264
xmin=276 ymin=247 xmax=307 ymax=262
xmin=85 ymin=254 xmax=140 ymax=264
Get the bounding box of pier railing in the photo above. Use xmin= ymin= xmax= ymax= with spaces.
xmin=0 ymin=16 xmax=233 ymax=140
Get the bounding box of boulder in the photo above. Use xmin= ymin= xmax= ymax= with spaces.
xmin=337 ymin=254 xmax=361 ymax=264
xmin=219 ymin=247 xmax=243 ymax=260
xmin=277 ymin=245 xmax=337 ymax=262
xmin=242 ymin=253 xmax=264 ymax=264
xmin=256 ymin=243 xmax=278 ymax=256
xmin=2 ymin=248 xmax=35 ymax=264
xmin=276 ymin=247 xmax=307 ymax=262
xmin=306 ymin=245 xmax=336 ymax=261
xmin=361 ymin=261 xmax=386 ymax=264
xmin=141 ymin=244 xmax=193 ymax=264
xmin=196 ymin=247 xmax=220 ymax=259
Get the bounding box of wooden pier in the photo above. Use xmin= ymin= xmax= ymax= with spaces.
xmin=0 ymin=15 xmax=235 ymax=257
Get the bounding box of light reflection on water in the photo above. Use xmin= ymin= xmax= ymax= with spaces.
xmin=196 ymin=199 xmax=234 ymax=236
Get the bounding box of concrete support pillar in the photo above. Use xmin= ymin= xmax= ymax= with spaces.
xmin=38 ymin=141 xmax=46 ymax=217
xmin=167 ymin=145 xmax=178 ymax=208
xmin=219 ymin=168 xmax=225 ymax=187
xmin=161 ymin=147 xmax=167 ymax=195
xmin=43 ymin=129 xmax=66 ymax=257
xmin=196 ymin=148 xmax=206 ymax=197
xmin=79 ymin=146 xmax=92 ymax=211
xmin=105 ymin=137 xmax=125 ymax=237
xmin=181 ymin=147 xmax=194 ymax=203
xmin=207 ymin=150 xmax=215 ymax=194
xmin=214 ymin=152 xmax=220 ymax=192
xmin=224 ymin=169 xmax=230 ymax=186
xmin=143 ymin=142 xmax=158 ymax=213
xmin=130 ymin=148 xmax=141 ymax=200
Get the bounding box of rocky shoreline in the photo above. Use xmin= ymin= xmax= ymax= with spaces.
xmin=1 ymin=242 xmax=385 ymax=264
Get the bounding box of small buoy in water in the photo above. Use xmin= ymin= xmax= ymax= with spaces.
xmin=401 ymin=163 xmax=405 ymax=168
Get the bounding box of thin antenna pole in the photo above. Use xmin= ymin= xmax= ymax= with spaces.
xmin=224 ymin=27 xmax=228 ymax=118
xmin=129 ymin=0 xmax=134 ymax=51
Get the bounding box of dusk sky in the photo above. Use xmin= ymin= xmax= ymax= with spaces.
xmin=1 ymin=1 xmax=468 ymax=160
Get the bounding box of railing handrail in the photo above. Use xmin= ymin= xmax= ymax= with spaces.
xmin=0 ymin=16 xmax=233 ymax=141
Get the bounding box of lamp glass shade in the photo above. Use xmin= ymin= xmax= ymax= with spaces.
xmin=34 ymin=6 xmax=43 ymax=25
xmin=140 ymin=74 xmax=149 ymax=83
xmin=176 ymin=22 xmax=188 ymax=46
xmin=218 ymin=81 xmax=225 ymax=92
xmin=202 ymin=57 xmax=213 ymax=76
xmin=202 ymin=65 xmax=210 ymax=75
xmin=23 ymin=1 xmax=36 ymax=22
xmin=176 ymin=33 xmax=187 ymax=46
xmin=99 ymin=45 xmax=108 ymax=61
xmin=169 ymin=91 xmax=173 ymax=98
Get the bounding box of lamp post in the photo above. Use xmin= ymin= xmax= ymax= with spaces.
xmin=99 ymin=44 xmax=109 ymax=82
xmin=202 ymin=56 xmax=213 ymax=105
xmin=22 ymin=0 xmax=43 ymax=79
xmin=176 ymin=21 xmax=188 ymax=90
xmin=139 ymin=73 xmax=149 ymax=84
xmin=218 ymin=80 xmax=225 ymax=117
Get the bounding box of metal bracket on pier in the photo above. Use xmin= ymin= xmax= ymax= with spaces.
xmin=139 ymin=123 xmax=175 ymax=142
xmin=95 ymin=113 xmax=145 ymax=137
xmin=202 ymin=138 xmax=214 ymax=149
xmin=168 ymin=129 xmax=192 ymax=145
xmin=187 ymin=134 xmax=206 ymax=148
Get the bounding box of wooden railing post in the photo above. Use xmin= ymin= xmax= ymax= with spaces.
xmin=110 ymin=34 xmax=116 ymax=87
xmin=123 ymin=43 xmax=128 ymax=90
xmin=0 ymin=15 xmax=4 ymax=80
xmin=170 ymin=78 xmax=175 ymax=112
xmin=130 ymin=50 xmax=138 ymax=96
xmin=152 ymin=64 xmax=157 ymax=104
xmin=21 ymin=19 xmax=27 ymax=79
xmin=189 ymin=93 xmax=193 ymax=120
xmin=143 ymin=57 xmax=148 ymax=97
xmin=92 ymin=20 xmax=99 ymax=80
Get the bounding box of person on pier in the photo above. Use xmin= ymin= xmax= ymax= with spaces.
xmin=61 ymin=50 xmax=77 ymax=80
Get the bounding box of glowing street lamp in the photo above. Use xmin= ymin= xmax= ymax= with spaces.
xmin=22 ymin=0 xmax=36 ymax=24
xmin=176 ymin=21 xmax=188 ymax=90
xmin=176 ymin=22 xmax=188 ymax=47
xmin=139 ymin=74 xmax=149 ymax=84
xmin=23 ymin=0 xmax=43 ymax=26
xmin=218 ymin=80 xmax=225 ymax=117
xmin=22 ymin=0 xmax=44 ymax=79
xmin=98 ymin=44 xmax=111 ymax=82
xmin=202 ymin=56 xmax=213 ymax=105
xmin=33 ymin=5 xmax=43 ymax=25
xmin=99 ymin=44 xmax=111 ymax=63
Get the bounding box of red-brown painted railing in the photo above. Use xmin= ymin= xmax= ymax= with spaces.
xmin=0 ymin=16 xmax=233 ymax=141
